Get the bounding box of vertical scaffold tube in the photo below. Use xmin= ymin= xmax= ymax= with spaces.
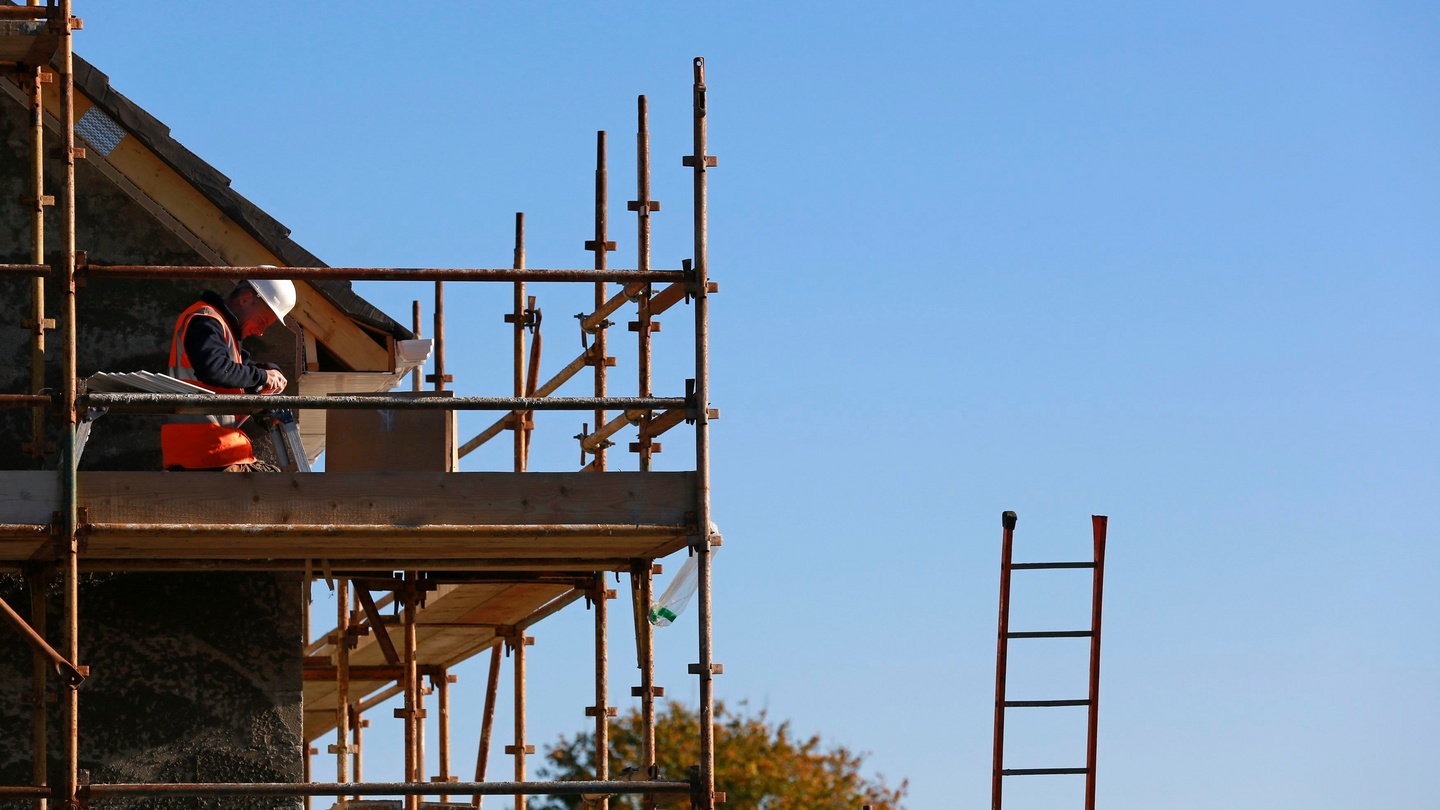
xmin=334 ymin=579 xmax=351 ymax=796
xmin=437 ymin=668 xmax=452 ymax=802
xmin=472 ymin=645 xmax=501 ymax=809
xmin=634 ymin=95 xmax=655 ymax=471
xmin=28 ymin=55 xmax=46 ymax=459
xmin=433 ymin=284 xmax=447 ymax=392
xmin=593 ymin=576 xmax=610 ymax=810
xmin=633 ymin=97 xmax=660 ymax=807
xmin=592 ymin=132 xmax=610 ymax=471
xmin=410 ymin=301 xmax=423 ymax=392
xmin=57 ymin=5 xmax=80 ymax=809
xmin=688 ymin=55 xmax=716 ymax=810
xmin=511 ymin=633 xmax=529 ymax=810
xmin=403 ymin=574 xmax=420 ymax=810
xmin=512 ymin=213 xmax=527 ymax=471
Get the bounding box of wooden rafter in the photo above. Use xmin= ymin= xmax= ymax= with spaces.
xmin=25 ymin=80 xmax=392 ymax=371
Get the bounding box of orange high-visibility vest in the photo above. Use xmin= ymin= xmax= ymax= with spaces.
xmin=160 ymin=301 xmax=256 ymax=469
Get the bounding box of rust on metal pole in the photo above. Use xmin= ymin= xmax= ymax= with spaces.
xmin=580 ymin=282 xmax=644 ymax=333
xmin=402 ymin=573 xmax=421 ymax=810
xmin=510 ymin=631 xmax=531 ymax=810
xmin=632 ymin=95 xmax=657 ymax=471
xmin=992 ymin=511 xmax=1018 ymax=810
xmin=1084 ymin=515 xmax=1109 ymax=810
xmin=511 ymin=213 xmax=528 ymax=472
xmin=418 ymin=677 xmax=428 ymax=798
xmin=57 ymin=7 xmax=80 ymax=810
xmin=27 ymin=57 xmax=47 ymax=460
xmin=435 ymin=669 xmax=454 ymax=802
xmin=588 ymin=131 xmax=613 ymax=472
xmin=685 ymin=55 xmax=719 ymax=810
xmin=590 ymin=576 xmax=611 ymax=810
xmin=411 ymin=300 xmax=423 ymax=392
xmin=82 ymin=264 xmax=686 ymax=283
xmin=431 ymin=283 xmax=448 ymax=391
xmin=333 ymin=579 xmax=352 ymax=794
xmin=25 ymin=567 xmax=47 ymax=810
xmin=0 ymin=583 xmax=82 ymax=685
xmin=84 ymin=392 xmax=685 ymax=413
xmin=0 ymin=395 xmax=52 ymax=407
xmin=472 ymin=644 xmax=501 ymax=809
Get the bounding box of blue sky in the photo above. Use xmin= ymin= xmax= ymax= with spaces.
xmin=75 ymin=3 xmax=1438 ymax=808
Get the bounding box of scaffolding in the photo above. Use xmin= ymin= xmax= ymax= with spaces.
xmin=0 ymin=3 xmax=723 ymax=808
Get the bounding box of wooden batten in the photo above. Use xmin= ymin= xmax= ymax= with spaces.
xmin=28 ymin=79 xmax=393 ymax=373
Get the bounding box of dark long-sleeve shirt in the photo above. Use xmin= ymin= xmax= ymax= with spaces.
xmin=181 ymin=291 xmax=268 ymax=392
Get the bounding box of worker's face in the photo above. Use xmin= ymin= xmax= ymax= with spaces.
xmin=237 ymin=291 xmax=279 ymax=339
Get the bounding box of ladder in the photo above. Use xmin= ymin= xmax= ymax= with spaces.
xmin=991 ymin=511 xmax=1109 ymax=810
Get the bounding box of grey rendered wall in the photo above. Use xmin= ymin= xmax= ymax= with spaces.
xmin=0 ymin=89 xmax=304 ymax=808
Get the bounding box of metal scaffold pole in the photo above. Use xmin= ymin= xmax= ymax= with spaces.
xmin=685 ymin=55 xmax=719 ymax=810
xmin=25 ymin=14 xmax=48 ymax=462
xmin=431 ymin=283 xmax=448 ymax=392
xmin=472 ymin=643 xmax=501 ymax=810
xmin=333 ymin=579 xmax=352 ymax=798
xmin=589 ymin=575 xmax=612 ymax=810
xmin=587 ymin=131 xmax=615 ymax=472
xmin=411 ymin=301 xmax=423 ymax=392
xmin=402 ymin=573 xmax=421 ymax=810
xmin=631 ymin=94 xmax=658 ymax=470
xmin=57 ymin=4 xmax=81 ymax=809
xmin=505 ymin=631 xmax=534 ymax=810
xmin=512 ymin=213 xmax=528 ymax=469
xmin=629 ymin=95 xmax=662 ymax=807
xmin=434 ymin=668 xmax=454 ymax=801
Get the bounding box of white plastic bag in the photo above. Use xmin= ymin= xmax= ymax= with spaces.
xmin=649 ymin=548 xmax=719 ymax=627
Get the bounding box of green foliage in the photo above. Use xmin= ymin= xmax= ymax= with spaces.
xmin=536 ymin=701 xmax=906 ymax=809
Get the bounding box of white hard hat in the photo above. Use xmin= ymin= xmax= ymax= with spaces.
xmin=250 ymin=277 xmax=297 ymax=323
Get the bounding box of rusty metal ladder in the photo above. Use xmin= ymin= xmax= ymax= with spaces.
xmin=991 ymin=511 xmax=1109 ymax=810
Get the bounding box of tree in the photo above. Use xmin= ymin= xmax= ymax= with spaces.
xmin=537 ymin=701 xmax=907 ymax=809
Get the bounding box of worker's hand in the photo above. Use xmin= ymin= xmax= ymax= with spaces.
xmin=258 ymin=368 xmax=287 ymax=395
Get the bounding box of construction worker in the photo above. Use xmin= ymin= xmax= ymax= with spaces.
xmin=162 ymin=278 xmax=297 ymax=471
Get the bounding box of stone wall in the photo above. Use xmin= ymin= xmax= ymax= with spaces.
xmin=0 ymin=88 xmax=304 ymax=807
xmin=0 ymin=572 xmax=304 ymax=810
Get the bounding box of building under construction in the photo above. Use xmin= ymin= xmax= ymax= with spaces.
xmin=0 ymin=3 xmax=723 ymax=808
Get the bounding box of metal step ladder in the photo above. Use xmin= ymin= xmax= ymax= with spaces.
xmin=991 ymin=511 xmax=1109 ymax=810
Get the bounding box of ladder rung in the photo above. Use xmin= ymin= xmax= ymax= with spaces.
xmin=1003 ymin=699 xmax=1090 ymax=708
xmin=1011 ymin=561 xmax=1095 ymax=570
xmin=1002 ymin=767 xmax=1089 ymax=776
xmin=1006 ymin=630 xmax=1092 ymax=639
